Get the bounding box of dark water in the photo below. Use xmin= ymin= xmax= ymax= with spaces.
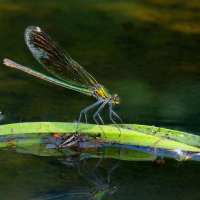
xmin=0 ymin=0 xmax=200 ymax=199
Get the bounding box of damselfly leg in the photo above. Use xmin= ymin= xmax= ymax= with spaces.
xmin=109 ymin=102 xmax=123 ymax=134
xmin=93 ymin=100 xmax=108 ymax=125
xmin=77 ymin=99 xmax=122 ymax=134
xmin=97 ymin=114 xmax=104 ymax=125
xmin=77 ymin=99 xmax=103 ymax=130
xmin=92 ymin=100 xmax=110 ymax=134
xmin=110 ymin=107 xmax=123 ymax=124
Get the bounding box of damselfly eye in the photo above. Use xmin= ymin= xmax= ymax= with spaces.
xmin=112 ymin=94 xmax=120 ymax=105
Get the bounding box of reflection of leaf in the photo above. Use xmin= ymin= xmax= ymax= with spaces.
xmin=0 ymin=122 xmax=200 ymax=161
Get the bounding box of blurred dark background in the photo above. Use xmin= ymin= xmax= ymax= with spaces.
xmin=1 ymin=0 xmax=200 ymax=132
xmin=0 ymin=1 xmax=200 ymax=200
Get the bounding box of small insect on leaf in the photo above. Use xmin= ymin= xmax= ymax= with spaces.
xmin=53 ymin=133 xmax=60 ymax=139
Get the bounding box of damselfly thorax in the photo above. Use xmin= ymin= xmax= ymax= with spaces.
xmin=3 ymin=26 xmax=122 ymax=127
xmin=93 ymin=84 xmax=119 ymax=105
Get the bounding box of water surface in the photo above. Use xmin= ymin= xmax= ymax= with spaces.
xmin=0 ymin=0 xmax=200 ymax=199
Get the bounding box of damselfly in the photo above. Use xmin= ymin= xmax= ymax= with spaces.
xmin=3 ymin=26 xmax=122 ymax=127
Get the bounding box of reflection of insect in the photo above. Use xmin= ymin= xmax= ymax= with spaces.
xmin=6 ymin=137 xmax=17 ymax=146
xmin=32 ymin=157 xmax=118 ymax=200
xmin=77 ymin=155 xmax=119 ymax=200
xmin=57 ymin=134 xmax=87 ymax=148
xmin=4 ymin=26 xmax=122 ymax=126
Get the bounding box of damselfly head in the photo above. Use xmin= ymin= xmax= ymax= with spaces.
xmin=111 ymin=94 xmax=120 ymax=105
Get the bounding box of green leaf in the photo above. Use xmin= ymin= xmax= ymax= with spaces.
xmin=0 ymin=122 xmax=200 ymax=153
xmin=123 ymin=124 xmax=200 ymax=147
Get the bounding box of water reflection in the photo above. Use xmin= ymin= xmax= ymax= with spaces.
xmin=32 ymin=155 xmax=118 ymax=200
xmin=1 ymin=0 xmax=200 ymax=199
xmin=1 ymin=130 xmax=200 ymax=200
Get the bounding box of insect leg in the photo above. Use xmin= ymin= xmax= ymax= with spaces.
xmin=93 ymin=101 xmax=108 ymax=133
xmin=77 ymin=99 xmax=103 ymax=130
xmin=110 ymin=109 xmax=123 ymax=123
xmin=98 ymin=114 xmax=104 ymax=125
xmin=109 ymin=102 xmax=121 ymax=134
xmin=93 ymin=101 xmax=108 ymax=125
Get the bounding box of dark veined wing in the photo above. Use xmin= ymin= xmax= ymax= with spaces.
xmin=24 ymin=26 xmax=98 ymax=88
